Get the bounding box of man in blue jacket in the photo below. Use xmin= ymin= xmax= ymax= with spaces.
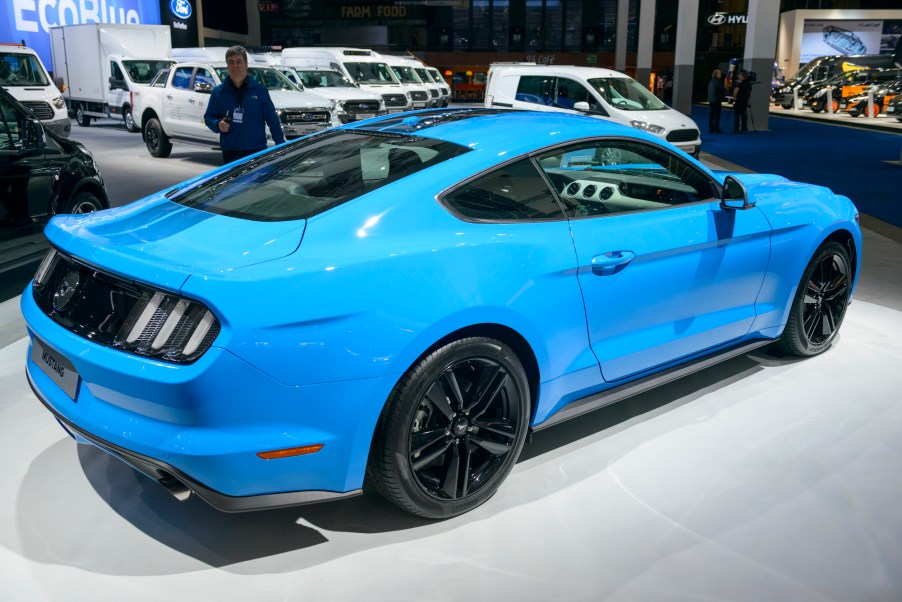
xmin=204 ymin=46 xmax=285 ymax=164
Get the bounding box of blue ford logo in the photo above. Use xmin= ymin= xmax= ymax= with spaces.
xmin=170 ymin=0 xmax=192 ymax=19
xmin=53 ymin=270 xmax=81 ymax=312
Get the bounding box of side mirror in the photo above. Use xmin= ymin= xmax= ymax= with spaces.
xmin=108 ymin=76 xmax=127 ymax=91
xmin=573 ymin=101 xmax=591 ymax=111
xmin=720 ymin=175 xmax=755 ymax=210
xmin=194 ymin=81 xmax=213 ymax=94
xmin=21 ymin=118 xmax=46 ymax=152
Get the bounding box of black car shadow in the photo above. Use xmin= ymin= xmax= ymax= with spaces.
xmin=16 ymin=346 xmax=796 ymax=573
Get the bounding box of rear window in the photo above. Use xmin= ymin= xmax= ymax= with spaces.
xmin=172 ymin=131 xmax=470 ymax=221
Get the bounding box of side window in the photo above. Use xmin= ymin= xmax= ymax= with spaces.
xmin=515 ymin=75 xmax=553 ymax=106
xmin=194 ymin=68 xmax=215 ymax=90
xmin=171 ymin=66 xmax=193 ymax=90
xmin=110 ymin=61 xmax=124 ymax=82
xmin=555 ymin=77 xmax=595 ymax=110
xmin=442 ymin=159 xmax=565 ymax=222
xmin=0 ymin=98 xmax=19 ymax=151
xmin=536 ymin=140 xmax=718 ymax=217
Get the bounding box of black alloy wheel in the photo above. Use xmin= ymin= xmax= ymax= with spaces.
xmin=367 ymin=337 xmax=530 ymax=519
xmin=63 ymin=191 xmax=103 ymax=214
xmin=144 ymin=118 xmax=172 ymax=158
xmin=777 ymin=241 xmax=851 ymax=357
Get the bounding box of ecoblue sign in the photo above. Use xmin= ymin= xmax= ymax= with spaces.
xmin=169 ymin=0 xmax=191 ymax=20
xmin=2 ymin=0 xmax=162 ymax=71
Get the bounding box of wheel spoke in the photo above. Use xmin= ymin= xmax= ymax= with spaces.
xmin=821 ymin=305 xmax=837 ymax=336
xmin=441 ymin=444 xmax=462 ymax=498
xmin=440 ymin=370 xmax=465 ymax=411
xmin=804 ymin=309 xmax=823 ymax=341
xmin=411 ymin=427 xmax=448 ymax=457
xmin=424 ymin=381 xmax=454 ymax=421
xmin=465 ymin=365 xmax=507 ymax=418
xmin=412 ymin=440 xmax=451 ymax=472
xmin=469 ymin=434 xmax=511 ymax=457
xmin=472 ymin=418 xmax=516 ymax=440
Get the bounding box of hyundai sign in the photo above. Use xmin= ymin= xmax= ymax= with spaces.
xmin=3 ymin=0 xmax=162 ymax=68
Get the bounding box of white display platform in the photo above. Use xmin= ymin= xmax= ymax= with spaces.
xmin=1 ymin=300 xmax=901 ymax=600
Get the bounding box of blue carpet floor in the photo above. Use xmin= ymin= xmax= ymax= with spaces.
xmin=691 ymin=105 xmax=902 ymax=228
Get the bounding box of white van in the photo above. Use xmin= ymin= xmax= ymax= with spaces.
xmin=379 ymin=54 xmax=436 ymax=109
xmin=0 ymin=44 xmax=70 ymax=137
xmin=425 ymin=66 xmax=451 ymax=107
xmin=281 ymin=47 xmax=412 ymax=112
xmin=485 ymin=65 xmax=701 ymax=157
xmin=282 ymin=66 xmax=385 ymax=123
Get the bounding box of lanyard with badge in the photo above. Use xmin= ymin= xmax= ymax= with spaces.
xmin=231 ymin=81 xmax=247 ymax=124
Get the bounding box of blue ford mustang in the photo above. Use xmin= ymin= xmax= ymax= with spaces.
xmin=23 ymin=109 xmax=861 ymax=518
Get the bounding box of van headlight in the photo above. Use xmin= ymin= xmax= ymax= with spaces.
xmin=52 ymin=96 xmax=65 ymax=109
xmin=630 ymin=121 xmax=665 ymax=135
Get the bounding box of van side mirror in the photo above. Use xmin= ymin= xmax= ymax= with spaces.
xmin=108 ymin=76 xmax=127 ymax=91
xmin=720 ymin=175 xmax=755 ymax=210
xmin=21 ymin=118 xmax=46 ymax=152
xmin=573 ymin=101 xmax=591 ymax=112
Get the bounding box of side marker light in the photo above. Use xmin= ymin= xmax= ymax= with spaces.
xmin=257 ymin=444 xmax=324 ymax=460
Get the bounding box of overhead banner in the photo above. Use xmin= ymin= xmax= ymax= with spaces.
xmin=800 ymin=20 xmax=883 ymax=63
xmin=2 ymin=0 xmax=162 ymax=69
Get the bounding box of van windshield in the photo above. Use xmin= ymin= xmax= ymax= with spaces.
xmin=0 ymin=52 xmax=50 ymax=87
xmin=214 ymin=67 xmax=299 ymax=91
xmin=345 ymin=62 xmax=397 ymax=85
xmin=588 ymin=77 xmax=667 ymax=111
xmin=298 ymin=70 xmax=356 ymax=88
xmin=391 ymin=66 xmax=422 ymax=84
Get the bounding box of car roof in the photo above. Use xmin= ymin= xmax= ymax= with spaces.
xmin=347 ymin=108 xmax=659 ymax=156
xmin=489 ymin=64 xmax=629 ymax=79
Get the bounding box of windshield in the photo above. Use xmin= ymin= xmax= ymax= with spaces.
xmin=0 ymin=52 xmax=50 ymax=87
xmin=214 ymin=67 xmax=299 ymax=91
xmin=414 ymin=68 xmax=432 ymax=83
xmin=122 ymin=60 xmax=175 ymax=84
xmin=391 ymin=66 xmax=422 ymax=84
xmin=298 ymin=70 xmax=356 ymax=88
xmin=172 ymin=131 xmax=471 ymax=221
xmin=345 ymin=62 xmax=397 ymax=85
xmin=588 ymin=77 xmax=668 ymax=111
xmin=428 ymin=69 xmax=444 ymax=83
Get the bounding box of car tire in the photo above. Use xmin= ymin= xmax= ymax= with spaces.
xmin=76 ymin=104 xmax=91 ymax=127
xmin=780 ymin=103 xmax=793 ymax=109
xmin=144 ymin=117 xmax=172 ymax=158
xmin=123 ymin=108 xmax=139 ymax=133
xmin=62 ymin=191 xmax=103 ymax=215
xmin=367 ymin=337 xmax=530 ymax=519
xmin=849 ymin=108 xmax=860 ymax=117
xmin=776 ymin=241 xmax=851 ymax=357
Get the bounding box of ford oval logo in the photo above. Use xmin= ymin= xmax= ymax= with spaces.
xmin=707 ymin=12 xmax=727 ymax=26
xmin=170 ymin=0 xmax=192 ymax=20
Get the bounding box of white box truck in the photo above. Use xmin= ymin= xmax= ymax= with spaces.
xmin=50 ymin=24 xmax=174 ymax=132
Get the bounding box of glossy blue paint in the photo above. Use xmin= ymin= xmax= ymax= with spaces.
xmin=23 ymin=110 xmax=862 ymax=506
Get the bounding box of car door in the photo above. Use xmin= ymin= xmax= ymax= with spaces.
xmin=0 ymin=95 xmax=56 ymax=269
xmin=535 ymin=138 xmax=772 ymax=383
xmin=163 ymin=65 xmax=196 ymax=136
xmin=181 ymin=66 xmax=218 ymax=143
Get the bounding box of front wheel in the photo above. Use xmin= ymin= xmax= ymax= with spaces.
xmin=367 ymin=337 xmax=530 ymax=519
xmin=144 ymin=117 xmax=172 ymax=158
xmin=780 ymin=103 xmax=793 ymax=109
xmin=776 ymin=241 xmax=852 ymax=357
xmin=62 ymin=191 xmax=103 ymax=214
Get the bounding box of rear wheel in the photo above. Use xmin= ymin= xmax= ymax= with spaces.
xmin=780 ymin=103 xmax=793 ymax=109
xmin=831 ymin=100 xmax=840 ymax=113
xmin=367 ymin=337 xmax=530 ymax=519
xmin=776 ymin=241 xmax=851 ymax=357
xmin=144 ymin=117 xmax=172 ymax=158
xmin=123 ymin=107 xmax=139 ymax=133
xmin=75 ymin=104 xmax=91 ymax=127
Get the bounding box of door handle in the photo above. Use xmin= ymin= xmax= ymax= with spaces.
xmin=188 ymin=98 xmax=195 ymax=103
xmin=166 ymin=94 xmax=173 ymax=100
xmin=590 ymin=251 xmax=635 ymax=275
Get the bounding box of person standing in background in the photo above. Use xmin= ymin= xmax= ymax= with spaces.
xmin=707 ymin=69 xmax=726 ymax=133
xmin=203 ymin=46 xmax=285 ymax=164
xmin=732 ymin=70 xmax=752 ymax=134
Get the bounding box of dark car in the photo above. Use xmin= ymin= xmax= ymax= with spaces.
xmin=804 ymin=68 xmax=900 ymax=113
xmin=886 ymin=93 xmax=902 ymax=122
xmin=1 ymin=86 xmax=108 ymax=273
xmin=842 ymin=79 xmax=902 ymax=117
xmin=773 ymin=52 xmax=899 ymax=109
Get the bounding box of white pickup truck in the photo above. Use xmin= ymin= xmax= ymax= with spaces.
xmin=132 ymin=61 xmax=338 ymax=157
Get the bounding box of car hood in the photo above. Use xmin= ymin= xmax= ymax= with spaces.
xmin=269 ymin=89 xmax=332 ymax=110
xmin=307 ymin=87 xmax=379 ymax=101
xmin=613 ymin=109 xmax=698 ymax=132
xmin=45 ymin=196 xmax=305 ymax=292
